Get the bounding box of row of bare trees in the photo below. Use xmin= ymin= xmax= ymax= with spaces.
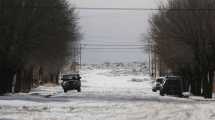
xmin=149 ymin=0 xmax=215 ymax=98
xmin=0 ymin=0 xmax=80 ymax=94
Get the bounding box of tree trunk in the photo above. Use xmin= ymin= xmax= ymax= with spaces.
xmin=14 ymin=68 xmax=22 ymax=93
xmin=39 ymin=67 xmax=44 ymax=85
xmin=191 ymin=75 xmax=202 ymax=96
xmin=0 ymin=68 xmax=15 ymax=94
xmin=23 ymin=66 xmax=34 ymax=93
xmin=55 ymin=73 xmax=59 ymax=85
xmin=208 ymin=71 xmax=213 ymax=98
xmin=14 ymin=66 xmax=34 ymax=93
xmin=202 ymin=71 xmax=213 ymax=99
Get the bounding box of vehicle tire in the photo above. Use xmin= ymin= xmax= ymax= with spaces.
xmin=160 ymin=90 xmax=164 ymax=96
xmin=77 ymin=87 xmax=81 ymax=92
xmin=152 ymin=89 xmax=157 ymax=92
xmin=64 ymin=89 xmax=67 ymax=93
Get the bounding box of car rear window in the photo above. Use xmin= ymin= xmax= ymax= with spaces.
xmin=165 ymin=78 xmax=182 ymax=85
xmin=62 ymin=75 xmax=79 ymax=79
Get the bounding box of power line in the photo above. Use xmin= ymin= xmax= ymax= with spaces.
xmin=81 ymin=41 xmax=144 ymax=44
xmin=2 ymin=6 xmax=215 ymax=12
xmin=82 ymin=47 xmax=146 ymax=49
xmin=81 ymin=44 xmax=150 ymax=47
xmin=75 ymin=7 xmax=215 ymax=11
xmin=70 ymin=47 xmax=147 ymax=49
xmin=71 ymin=44 xmax=151 ymax=50
xmin=82 ymin=51 xmax=144 ymax=53
xmin=81 ymin=49 xmax=145 ymax=52
xmin=76 ymin=7 xmax=159 ymax=11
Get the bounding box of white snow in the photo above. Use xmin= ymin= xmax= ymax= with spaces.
xmin=0 ymin=64 xmax=215 ymax=120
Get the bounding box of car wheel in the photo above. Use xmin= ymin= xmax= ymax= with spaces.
xmin=152 ymin=89 xmax=157 ymax=92
xmin=77 ymin=87 xmax=81 ymax=92
xmin=160 ymin=90 xmax=164 ymax=96
xmin=64 ymin=89 xmax=67 ymax=93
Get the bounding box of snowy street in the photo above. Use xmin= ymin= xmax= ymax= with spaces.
xmin=0 ymin=65 xmax=215 ymax=120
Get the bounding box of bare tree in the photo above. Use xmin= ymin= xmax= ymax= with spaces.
xmin=0 ymin=0 xmax=80 ymax=94
xmin=149 ymin=0 xmax=215 ymax=98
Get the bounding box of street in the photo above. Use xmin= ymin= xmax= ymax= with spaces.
xmin=0 ymin=65 xmax=215 ymax=120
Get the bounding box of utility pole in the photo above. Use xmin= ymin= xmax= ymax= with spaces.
xmin=151 ymin=45 xmax=156 ymax=78
xmin=148 ymin=39 xmax=151 ymax=76
xmin=79 ymin=44 xmax=82 ymax=70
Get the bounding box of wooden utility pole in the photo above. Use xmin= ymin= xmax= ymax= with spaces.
xmin=148 ymin=39 xmax=151 ymax=76
xmin=79 ymin=44 xmax=82 ymax=69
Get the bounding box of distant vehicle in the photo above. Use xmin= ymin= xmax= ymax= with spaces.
xmin=152 ymin=77 xmax=165 ymax=92
xmin=61 ymin=74 xmax=81 ymax=93
xmin=159 ymin=76 xmax=183 ymax=97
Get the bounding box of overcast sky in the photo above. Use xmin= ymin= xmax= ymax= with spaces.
xmin=68 ymin=0 xmax=162 ymax=64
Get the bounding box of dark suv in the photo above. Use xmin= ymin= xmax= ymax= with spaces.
xmin=61 ymin=74 xmax=81 ymax=93
xmin=159 ymin=76 xmax=183 ymax=97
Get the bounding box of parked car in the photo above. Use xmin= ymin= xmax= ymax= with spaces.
xmin=152 ymin=77 xmax=165 ymax=92
xmin=61 ymin=74 xmax=81 ymax=93
xmin=159 ymin=76 xmax=183 ymax=97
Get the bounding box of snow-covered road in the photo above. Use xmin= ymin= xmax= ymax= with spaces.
xmin=0 ymin=67 xmax=215 ymax=120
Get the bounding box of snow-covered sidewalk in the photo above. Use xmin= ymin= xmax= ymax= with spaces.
xmin=0 ymin=67 xmax=215 ymax=120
